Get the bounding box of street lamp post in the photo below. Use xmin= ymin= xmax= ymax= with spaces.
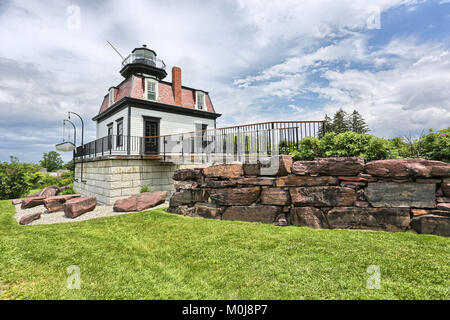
xmin=68 ymin=111 xmax=86 ymax=183
xmin=64 ymin=119 xmax=77 ymax=180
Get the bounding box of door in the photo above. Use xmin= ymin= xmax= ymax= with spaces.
xmin=144 ymin=119 xmax=159 ymax=154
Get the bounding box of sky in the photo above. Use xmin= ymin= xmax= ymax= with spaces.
xmin=0 ymin=0 xmax=449 ymax=163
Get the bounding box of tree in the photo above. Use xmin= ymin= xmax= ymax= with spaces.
xmin=349 ymin=110 xmax=369 ymax=134
xmin=65 ymin=160 xmax=75 ymax=171
xmin=322 ymin=108 xmax=370 ymax=135
xmin=331 ymin=108 xmax=351 ymax=134
xmin=40 ymin=151 xmax=64 ymax=172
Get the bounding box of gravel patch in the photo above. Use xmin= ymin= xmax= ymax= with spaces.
xmin=14 ymin=201 xmax=169 ymax=226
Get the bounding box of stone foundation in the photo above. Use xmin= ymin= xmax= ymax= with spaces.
xmin=74 ymin=158 xmax=205 ymax=205
xmin=168 ymin=156 xmax=450 ymax=237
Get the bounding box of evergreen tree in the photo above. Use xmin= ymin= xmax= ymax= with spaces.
xmin=349 ymin=110 xmax=369 ymax=134
xmin=319 ymin=114 xmax=332 ymax=138
xmin=331 ymin=108 xmax=350 ymax=134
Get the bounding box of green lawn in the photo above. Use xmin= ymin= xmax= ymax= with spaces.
xmin=0 ymin=200 xmax=448 ymax=300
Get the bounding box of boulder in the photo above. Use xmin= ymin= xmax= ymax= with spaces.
xmin=203 ymin=164 xmax=243 ymax=179
xmin=19 ymin=212 xmax=42 ymax=225
xmin=192 ymin=203 xmax=225 ymax=219
xmin=166 ymin=205 xmax=194 ymax=216
xmin=169 ymin=190 xmax=193 ymax=207
xmin=260 ymin=188 xmax=290 ymax=206
xmin=411 ymin=209 xmax=429 ymax=216
xmin=289 ymin=186 xmax=356 ymax=207
xmin=259 ymin=155 xmax=293 ymax=176
xmin=292 ymin=157 xmax=364 ymax=176
xmin=338 ymin=175 xmax=375 ymax=183
xmin=275 ymin=175 xmax=338 ymax=187
xmin=11 ymin=199 xmax=22 ymax=205
xmin=21 ymin=196 xmax=46 ymax=209
xmin=209 ymin=187 xmax=260 ymax=206
xmin=200 ymin=179 xmax=238 ymax=188
xmin=236 ymin=177 xmax=275 ymax=186
xmin=172 ymin=168 xmax=203 ymax=181
xmin=222 ymin=205 xmax=280 ymax=223
xmin=38 ymin=185 xmax=61 ymax=198
xmin=289 ymin=207 xmax=328 ymax=229
xmin=327 ymin=207 xmax=411 ymax=232
xmin=436 ymin=197 xmax=450 ymax=203
xmin=436 ymin=203 xmax=450 ymax=211
xmin=43 ymin=194 xmax=81 ymax=213
xmin=113 ymin=191 xmax=168 ymax=212
xmin=242 ymin=163 xmax=261 ymax=176
xmin=64 ymin=196 xmax=97 ymax=218
xmin=365 ymin=182 xmax=435 ymax=208
xmin=174 ymin=181 xmax=198 ymax=191
xmin=365 ymin=159 xmax=450 ymax=178
xmin=410 ymin=214 xmax=450 ymax=237
xmin=442 ymin=178 xmax=450 ymax=197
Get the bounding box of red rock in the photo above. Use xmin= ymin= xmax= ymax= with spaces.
xmin=260 ymin=188 xmax=290 ymax=206
xmin=12 ymin=199 xmax=22 ymax=205
xmin=169 ymin=190 xmax=193 ymax=207
xmin=242 ymin=163 xmax=261 ymax=176
xmin=437 ymin=197 xmax=450 ymax=203
xmin=236 ymin=177 xmax=275 ymax=186
xmin=209 ymin=187 xmax=260 ymax=206
xmin=338 ymin=176 xmax=374 ymax=182
xmin=276 ymin=175 xmax=338 ymax=187
xmin=411 ymin=209 xmax=429 ymax=216
xmin=43 ymin=194 xmax=81 ymax=213
xmin=64 ymin=197 xmax=97 ymax=218
xmin=355 ymin=201 xmax=370 ymax=208
xmin=21 ymin=196 xmax=46 ymax=209
xmin=19 ymin=212 xmax=42 ymax=225
xmin=442 ymin=178 xmax=450 ymax=197
xmin=365 ymin=159 xmax=450 ymax=178
xmin=222 ymin=205 xmax=280 ymax=223
xmin=410 ymin=214 xmax=450 ymax=237
xmin=174 ymin=181 xmax=198 ymax=191
xmin=289 ymin=186 xmax=356 ymax=207
xmin=327 ymin=207 xmax=410 ymax=232
xmin=172 ymin=168 xmax=203 ymax=181
xmin=340 ymin=182 xmax=367 ymax=189
xmin=200 ymin=180 xmax=238 ymax=188
xmin=114 ymin=191 xmax=168 ymax=212
xmin=38 ymin=185 xmax=61 ymax=198
xmin=192 ymin=203 xmax=224 ymax=219
xmin=415 ymin=179 xmax=442 ymax=183
xmin=290 ymin=207 xmax=328 ymax=229
xmin=203 ymin=164 xmax=243 ymax=179
xmin=293 ymin=157 xmax=364 ymax=176
xmin=436 ymin=203 xmax=450 ymax=211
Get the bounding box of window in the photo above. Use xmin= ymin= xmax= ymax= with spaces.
xmin=107 ymin=123 xmax=113 ymax=150
xmin=145 ymin=79 xmax=158 ymax=101
xmin=196 ymin=91 xmax=206 ymax=110
xmin=108 ymin=89 xmax=115 ymax=106
xmin=116 ymin=119 xmax=123 ymax=147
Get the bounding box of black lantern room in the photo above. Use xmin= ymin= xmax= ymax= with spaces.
xmin=119 ymin=44 xmax=167 ymax=80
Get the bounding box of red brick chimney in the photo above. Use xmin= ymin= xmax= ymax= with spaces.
xmin=172 ymin=66 xmax=182 ymax=106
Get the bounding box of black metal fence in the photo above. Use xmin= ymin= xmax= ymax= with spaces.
xmin=75 ymin=121 xmax=326 ymax=162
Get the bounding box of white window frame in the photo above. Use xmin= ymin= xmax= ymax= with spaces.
xmin=195 ymin=91 xmax=206 ymax=110
xmin=108 ymin=88 xmax=115 ymax=106
xmin=144 ymin=78 xmax=158 ymax=101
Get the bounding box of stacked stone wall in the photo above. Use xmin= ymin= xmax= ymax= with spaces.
xmin=168 ymin=156 xmax=450 ymax=237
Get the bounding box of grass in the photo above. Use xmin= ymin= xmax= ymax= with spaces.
xmin=0 ymin=200 xmax=449 ymax=300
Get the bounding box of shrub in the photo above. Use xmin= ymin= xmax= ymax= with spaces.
xmin=290 ymin=137 xmax=321 ymax=161
xmin=418 ymin=128 xmax=450 ymax=162
xmin=291 ymin=131 xmax=394 ymax=161
xmin=140 ymin=185 xmax=151 ymax=193
xmin=61 ymin=186 xmax=77 ymax=195
xmin=0 ymin=162 xmax=32 ymax=200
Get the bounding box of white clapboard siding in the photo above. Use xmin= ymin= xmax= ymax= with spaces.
xmin=96 ymin=108 xmax=129 ymax=139
xmin=130 ymin=108 xmax=215 ymax=137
